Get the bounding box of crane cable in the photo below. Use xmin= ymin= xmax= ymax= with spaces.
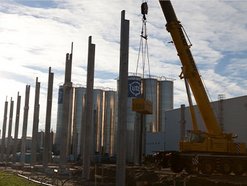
xmin=135 ymin=1 xmax=151 ymax=80
xmin=135 ymin=2 xmax=157 ymax=129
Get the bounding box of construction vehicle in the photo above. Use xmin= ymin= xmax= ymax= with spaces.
xmin=157 ymin=0 xmax=247 ymax=175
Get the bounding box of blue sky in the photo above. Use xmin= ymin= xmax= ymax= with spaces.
xmin=0 ymin=0 xmax=246 ymax=136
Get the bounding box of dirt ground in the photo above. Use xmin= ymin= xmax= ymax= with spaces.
xmin=1 ymin=163 xmax=247 ymax=185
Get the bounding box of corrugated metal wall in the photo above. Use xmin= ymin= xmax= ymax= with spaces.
xmin=165 ymin=95 xmax=247 ymax=151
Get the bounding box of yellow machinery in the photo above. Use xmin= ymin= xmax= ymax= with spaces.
xmin=158 ymin=0 xmax=247 ymax=175
xmin=132 ymin=98 xmax=152 ymax=114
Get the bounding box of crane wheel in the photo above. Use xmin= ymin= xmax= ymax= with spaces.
xmin=199 ymin=159 xmax=215 ymax=175
xmin=170 ymin=153 xmax=183 ymax=173
xmin=171 ymin=163 xmax=183 ymax=173
xmin=219 ymin=160 xmax=231 ymax=175
xmin=232 ymin=161 xmax=245 ymax=175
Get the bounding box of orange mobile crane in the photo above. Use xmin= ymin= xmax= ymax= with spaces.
xmin=158 ymin=0 xmax=247 ymax=175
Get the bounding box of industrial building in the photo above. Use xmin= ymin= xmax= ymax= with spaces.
xmin=165 ymin=95 xmax=247 ymax=151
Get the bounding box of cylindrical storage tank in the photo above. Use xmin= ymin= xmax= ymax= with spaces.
xmin=54 ymin=85 xmax=64 ymax=153
xmin=72 ymin=87 xmax=86 ymax=158
xmin=143 ymin=78 xmax=158 ymax=132
xmin=93 ymin=89 xmax=104 ymax=154
xmin=103 ymin=90 xmax=117 ymax=157
xmin=116 ymin=75 xmax=142 ymax=163
xmin=158 ymin=80 xmax=174 ymax=132
xmin=127 ymin=76 xmax=141 ymax=162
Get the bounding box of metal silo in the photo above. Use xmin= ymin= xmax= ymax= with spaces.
xmin=116 ymin=75 xmax=142 ymax=162
xmin=158 ymin=80 xmax=174 ymax=132
xmin=93 ymin=89 xmax=104 ymax=154
xmin=103 ymin=90 xmax=117 ymax=156
xmin=143 ymin=78 xmax=158 ymax=132
xmin=127 ymin=76 xmax=142 ymax=162
xmin=54 ymin=85 xmax=64 ymax=153
xmin=72 ymin=87 xmax=86 ymax=158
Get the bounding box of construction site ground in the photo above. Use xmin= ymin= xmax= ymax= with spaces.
xmin=1 ymin=163 xmax=247 ymax=185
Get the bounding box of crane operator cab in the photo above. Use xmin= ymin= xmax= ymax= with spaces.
xmin=186 ymin=130 xmax=206 ymax=143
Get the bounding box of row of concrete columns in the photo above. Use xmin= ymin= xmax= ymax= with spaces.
xmin=1 ymin=10 xmax=130 ymax=186
xmin=1 ymin=68 xmax=54 ymax=166
xmin=53 ymin=15 xmax=130 ymax=183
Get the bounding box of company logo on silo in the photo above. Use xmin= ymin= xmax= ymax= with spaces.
xmin=128 ymin=76 xmax=141 ymax=97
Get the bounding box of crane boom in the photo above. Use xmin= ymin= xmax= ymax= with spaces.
xmin=150 ymin=0 xmax=247 ymax=175
xmin=159 ymin=0 xmax=222 ymax=135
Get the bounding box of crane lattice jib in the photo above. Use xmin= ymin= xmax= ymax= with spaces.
xmin=159 ymin=0 xmax=222 ymax=135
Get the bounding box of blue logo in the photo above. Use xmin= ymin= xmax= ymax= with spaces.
xmin=128 ymin=77 xmax=141 ymax=97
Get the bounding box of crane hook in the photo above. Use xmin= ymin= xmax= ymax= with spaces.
xmin=141 ymin=2 xmax=148 ymax=20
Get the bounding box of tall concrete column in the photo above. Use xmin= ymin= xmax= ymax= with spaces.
xmin=72 ymin=93 xmax=79 ymax=160
xmin=80 ymin=94 xmax=86 ymax=158
xmin=43 ymin=67 xmax=54 ymax=167
xmin=12 ymin=92 xmax=21 ymax=163
xmin=21 ymin=85 xmax=30 ymax=165
xmin=6 ymin=97 xmax=14 ymax=161
xmin=31 ymin=78 xmax=40 ymax=166
xmin=82 ymin=36 xmax=95 ymax=180
xmin=116 ymin=10 xmax=129 ymax=186
xmin=134 ymin=113 xmax=142 ymax=165
xmin=1 ymin=100 xmax=8 ymax=161
xmin=60 ymin=44 xmax=73 ymax=166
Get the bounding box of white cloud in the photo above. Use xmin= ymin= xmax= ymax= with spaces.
xmin=0 ymin=0 xmax=246 ymax=136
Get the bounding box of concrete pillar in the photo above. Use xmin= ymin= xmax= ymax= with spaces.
xmin=116 ymin=10 xmax=129 ymax=186
xmin=21 ymin=85 xmax=30 ymax=165
xmin=80 ymin=94 xmax=86 ymax=158
xmin=134 ymin=113 xmax=143 ymax=165
xmin=1 ymin=100 xmax=8 ymax=161
xmin=72 ymin=93 xmax=79 ymax=160
xmin=31 ymin=78 xmax=40 ymax=166
xmin=82 ymin=36 xmax=95 ymax=180
xmin=6 ymin=97 xmax=14 ymax=161
xmin=60 ymin=45 xmax=73 ymax=166
xmin=43 ymin=67 xmax=54 ymax=167
xmin=12 ymin=92 xmax=21 ymax=163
